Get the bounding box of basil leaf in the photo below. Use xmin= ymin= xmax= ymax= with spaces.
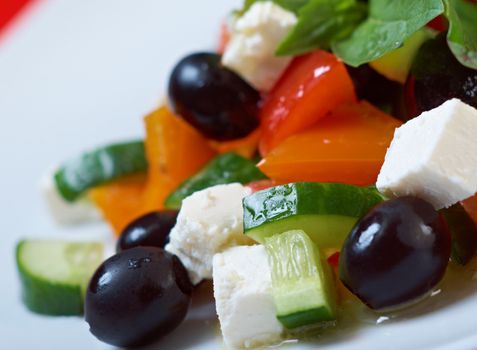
xmin=332 ymin=0 xmax=444 ymax=67
xmin=275 ymin=0 xmax=309 ymax=12
xmin=445 ymin=0 xmax=477 ymax=70
xmin=276 ymin=0 xmax=367 ymax=56
xmin=238 ymin=0 xmax=308 ymax=15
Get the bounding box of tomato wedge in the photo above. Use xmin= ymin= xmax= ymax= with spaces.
xmin=258 ymin=101 xmax=402 ymax=186
xmin=259 ymin=50 xmax=356 ymax=156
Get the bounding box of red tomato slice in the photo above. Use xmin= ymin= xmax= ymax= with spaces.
xmin=426 ymin=15 xmax=447 ymax=32
xmin=259 ymin=50 xmax=356 ymax=156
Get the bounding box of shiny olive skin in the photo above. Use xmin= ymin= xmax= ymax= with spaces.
xmin=168 ymin=52 xmax=260 ymax=141
xmin=85 ymin=247 xmax=193 ymax=348
xmin=116 ymin=211 xmax=178 ymax=252
xmin=340 ymin=196 xmax=451 ymax=311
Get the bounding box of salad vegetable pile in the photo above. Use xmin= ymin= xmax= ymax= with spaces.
xmin=16 ymin=0 xmax=477 ymax=349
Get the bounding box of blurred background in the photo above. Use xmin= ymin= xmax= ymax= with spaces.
xmin=0 ymin=1 xmax=238 ymax=348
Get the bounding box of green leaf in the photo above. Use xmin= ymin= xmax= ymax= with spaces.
xmin=238 ymin=0 xmax=308 ymax=15
xmin=276 ymin=0 xmax=367 ymax=56
xmin=332 ymin=0 xmax=444 ymax=67
xmin=275 ymin=0 xmax=309 ymax=12
xmin=445 ymin=0 xmax=477 ymax=70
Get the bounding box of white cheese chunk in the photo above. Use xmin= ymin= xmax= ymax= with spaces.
xmin=213 ymin=245 xmax=283 ymax=349
xmin=377 ymin=98 xmax=477 ymax=209
xmin=165 ymin=183 xmax=253 ymax=284
xmin=222 ymin=1 xmax=297 ymax=92
xmin=41 ymin=172 xmax=100 ymax=225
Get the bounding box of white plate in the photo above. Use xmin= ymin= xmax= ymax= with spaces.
xmin=1 ymin=1 xmax=477 ymax=349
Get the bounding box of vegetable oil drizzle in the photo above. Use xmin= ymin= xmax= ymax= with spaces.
xmin=283 ymin=256 xmax=477 ymax=346
xmin=194 ymin=257 xmax=477 ymax=348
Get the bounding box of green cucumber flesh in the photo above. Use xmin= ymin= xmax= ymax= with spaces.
xmin=249 ymin=215 xmax=357 ymax=248
xmin=16 ymin=240 xmax=103 ymax=315
xmin=265 ymin=230 xmax=337 ymax=329
xmin=243 ymin=182 xmax=384 ymax=248
xmin=54 ymin=140 xmax=147 ymax=202
xmin=441 ymin=204 xmax=477 ymax=266
xmin=165 ymin=152 xmax=267 ymax=209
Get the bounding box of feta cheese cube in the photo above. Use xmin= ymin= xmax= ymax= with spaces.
xmin=222 ymin=1 xmax=297 ymax=92
xmin=41 ymin=172 xmax=100 ymax=225
xmin=377 ymin=99 xmax=477 ymax=209
xmin=213 ymin=245 xmax=283 ymax=349
xmin=165 ymin=183 xmax=254 ymax=284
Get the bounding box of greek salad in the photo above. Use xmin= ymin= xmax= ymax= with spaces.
xmin=15 ymin=0 xmax=477 ymax=349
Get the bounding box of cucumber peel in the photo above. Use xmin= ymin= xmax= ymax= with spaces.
xmin=54 ymin=140 xmax=147 ymax=202
xmin=243 ymin=182 xmax=384 ymax=248
xmin=265 ymin=230 xmax=337 ymax=329
xmin=165 ymin=152 xmax=267 ymax=209
xmin=16 ymin=240 xmax=103 ymax=315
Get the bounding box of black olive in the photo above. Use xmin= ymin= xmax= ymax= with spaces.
xmin=116 ymin=211 xmax=178 ymax=252
xmin=85 ymin=247 xmax=192 ymax=347
xmin=405 ymin=33 xmax=477 ymax=119
xmin=168 ymin=52 xmax=260 ymax=141
xmin=346 ymin=64 xmax=404 ymax=118
xmin=340 ymin=196 xmax=451 ymax=311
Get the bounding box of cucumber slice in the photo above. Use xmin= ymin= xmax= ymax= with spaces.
xmin=441 ymin=204 xmax=477 ymax=265
xmin=54 ymin=140 xmax=147 ymax=202
xmin=16 ymin=240 xmax=103 ymax=315
xmin=165 ymin=152 xmax=267 ymax=209
xmin=243 ymin=182 xmax=384 ymax=248
xmin=265 ymin=230 xmax=337 ymax=329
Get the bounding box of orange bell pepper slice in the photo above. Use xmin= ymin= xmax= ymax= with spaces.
xmin=89 ymin=174 xmax=147 ymax=235
xmin=259 ymin=50 xmax=356 ymax=156
xmin=258 ymin=101 xmax=402 ymax=186
xmin=90 ymin=107 xmax=216 ymax=234
xmin=141 ymin=107 xmax=216 ymax=212
xmin=209 ymin=129 xmax=260 ymax=159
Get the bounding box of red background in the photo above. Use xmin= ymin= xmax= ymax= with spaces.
xmin=0 ymin=0 xmax=33 ymax=35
